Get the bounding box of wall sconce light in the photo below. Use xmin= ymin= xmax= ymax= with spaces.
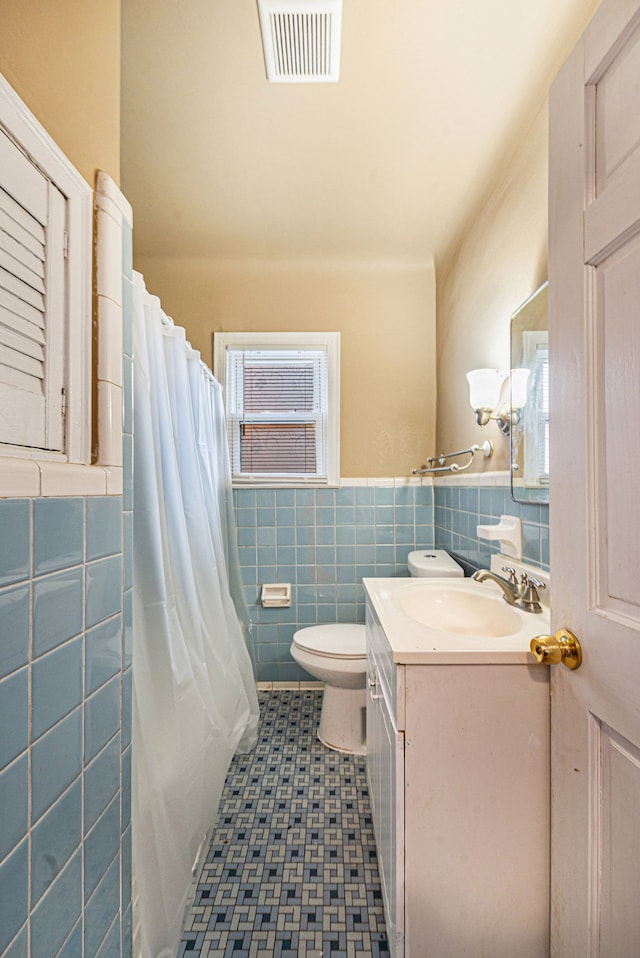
xmin=466 ymin=367 xmax=530 ymax=435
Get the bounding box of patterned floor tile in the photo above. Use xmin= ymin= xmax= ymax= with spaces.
xmin=178 ymin=690 xmax=388 ymax=957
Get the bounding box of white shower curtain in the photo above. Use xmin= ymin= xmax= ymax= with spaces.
xmin=131 ymin=272 xmax=259 ymax=958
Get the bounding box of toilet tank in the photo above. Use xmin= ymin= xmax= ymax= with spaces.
xmin=407 ymin=549 xmax=464 ymax=577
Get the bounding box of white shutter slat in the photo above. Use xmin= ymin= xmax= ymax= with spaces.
xmin=0 ymin=321 xmax=44 ymax=361
xmin=0 ymin=287 xmax=45 ymax=330
xmin=0 ymin=344 xmax=43 ymax=387
xmin=0 ymin=201 xmax=46 ymax=255
xmin=0 ymin=227 xmax=45 ymax=279
xmin=0 ymin=129 xmax=48 ymax=224
xmin=0 ymin=247 xmax=45 ymax=293
xmin=0 ymin=264 xmax=45 ymax=311
xmin=0 ymin=366 xmax=42 ymax=394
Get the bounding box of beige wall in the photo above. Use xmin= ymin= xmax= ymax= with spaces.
xmin=435 ymin=103 xmax=549 ymax=473
xmin=135 ymin=256 xmax=436 ymax=478
xmin=435 ymin=0 xmax=601 ymax=476
xmin=0 ymin=0 xmax=121 ymax=186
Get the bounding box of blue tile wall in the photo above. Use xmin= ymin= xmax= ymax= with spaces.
xmin=0 ymin=755 xmax=28 ymax=862
xmin=30 ymin=850 xmax=82 ymax=958
xmin=434 ymin=481 xmax=550 ymax=574
xmin=234 ymin=478 xmax=550 ymax=682
xmin=31 ymin=708 xmax=83 ymax=824
xmin=31 ymin=781 xmax=82 ymax=904
xmin=0 ymin=207 xmax=133 ymax=957
xmin=0 ymin=668 xmax=29 ymax=768
xmin=31 ymin=638 xmax=83 ymax=739
xmin=0 ymin=584 xmax=30 ymax=679
xmin=0 ymin=839 xmax=29 ymax=953
xmin=0 ymin=500 xmax=30 ymax=586
xmin=85 ymin=736 xmax=121 ymax=834
xmin=32 ymin=567 xmax=84 ymax=657
xmin=33 ymin=498 xmax=84 ymax=575
xmin=234 ymin=483 xmax=435 ymax=682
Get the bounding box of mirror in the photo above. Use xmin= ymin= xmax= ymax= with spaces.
xmin=510 ymin=282 xmax=549 ymax=504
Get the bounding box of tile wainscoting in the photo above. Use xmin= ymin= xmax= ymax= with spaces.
xmin=434 ymin=473 xmax=549 ymax=575
xmin=235 ymin=474 xmax=549 ymax=683
xmin=0 ymin=176 xmax=133 ymax=958
xmin=234 ymin=481 xmax=434 ymax=683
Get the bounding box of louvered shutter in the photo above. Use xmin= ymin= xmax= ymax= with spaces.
xmin=226 ymin=348 xmax=328 ymax=479
xmin=0 ymin=128 xmax=65 ymax=451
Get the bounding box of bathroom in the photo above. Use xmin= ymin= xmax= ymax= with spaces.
xmin=1 ymin=0 xmax=639 ymax=956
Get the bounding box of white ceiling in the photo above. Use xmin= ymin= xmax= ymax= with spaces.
xmin=121 ymin=0 xmax=597 ymax=266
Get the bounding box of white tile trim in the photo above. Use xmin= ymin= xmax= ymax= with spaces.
xmin=39 ymin=462 xmax=109 ymax=496
xmin=0 ymin=457 xmax=41 ymax=497
xmin=95 ymin=171 xmax=133 ymax=225
xmin=338 ymin=476 xmax=433 ymax=487
xmin=433 ymin=470 xmax=511 ymax=487
xmin=97 ymin=382 xmax=124 ymax=468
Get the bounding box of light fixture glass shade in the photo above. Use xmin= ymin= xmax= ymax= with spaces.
xmin=510 ymin=367 xmax=531 ymax=409
xmin=466 ymin=368 xmax=504 ymax=410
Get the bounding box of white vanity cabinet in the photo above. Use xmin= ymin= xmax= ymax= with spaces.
xmin=364 ymin=580 xmax=551 ymax=958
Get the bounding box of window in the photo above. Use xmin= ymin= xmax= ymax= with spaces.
xmin=0 ymin=74 xmax=92 ymax=464
xmin=214 ymin=332 xmax=339 ymax=485
xmin=523 ymin=331 xmax=549 ymax=487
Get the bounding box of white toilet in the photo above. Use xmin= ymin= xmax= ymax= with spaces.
xmin=290 ymin=549 xmax=464 ymax=755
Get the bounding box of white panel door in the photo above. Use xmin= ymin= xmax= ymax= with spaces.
xmin=549 ymin=1 xmax=640 ymax=954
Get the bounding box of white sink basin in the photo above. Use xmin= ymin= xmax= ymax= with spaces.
xmin=391 ymin=580 xmax=524 ymax=637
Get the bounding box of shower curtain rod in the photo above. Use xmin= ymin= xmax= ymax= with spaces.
xmin=159 ymin=309 xmax=221 ymax=387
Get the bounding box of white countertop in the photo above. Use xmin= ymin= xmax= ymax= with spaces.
xmin=363 ymin=576 xmax=551 ymax=665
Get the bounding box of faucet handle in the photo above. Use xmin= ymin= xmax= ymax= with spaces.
xmin=527 ymin=576 xmax=546 ymax=591
xmin=501 ymin=566 xmax=519 ymax=586
xmin=520 ymin=576 xmax=546 ymax=613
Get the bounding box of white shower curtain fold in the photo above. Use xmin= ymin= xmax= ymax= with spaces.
xmin=132 ymin=273 xmax=259 ymax=958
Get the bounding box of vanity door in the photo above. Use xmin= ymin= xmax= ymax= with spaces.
xmin=549 ymin=0 xmax=640 ymax=953
xmin=365 ymin=603 xmax=405 ymax=958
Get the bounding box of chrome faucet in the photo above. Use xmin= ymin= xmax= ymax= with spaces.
xmin=472 ymin=567 xmax=522 ymax=605
xmin=472 ymin=566 xmax=546 ymax=613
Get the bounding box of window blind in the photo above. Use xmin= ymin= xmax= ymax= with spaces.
xmin=226 ymin=348 xmax=329 ymax=479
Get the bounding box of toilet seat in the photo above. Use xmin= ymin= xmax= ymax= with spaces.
xmin=292 ymin=624 xmax=366 ymax=660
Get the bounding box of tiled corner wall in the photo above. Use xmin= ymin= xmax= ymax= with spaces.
xmin=434 ymin=476 xmax=549 ymax=574
xmin=234 ymin=482 xmax=435 ymax=682
xmin=0 ymin=175 xmax=133 ymax=957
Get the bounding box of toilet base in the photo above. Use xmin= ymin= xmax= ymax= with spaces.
xmin=318 ymin=685 xmax=367 ymax=755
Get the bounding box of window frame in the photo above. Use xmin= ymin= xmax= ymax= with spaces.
xmin=522 ymin=330 xmax=549 ymax=487
xmin=213 ymin=331 xmax=340 ymax=487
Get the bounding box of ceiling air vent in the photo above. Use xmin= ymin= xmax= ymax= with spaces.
xmin=257 ymin=0 xmax=342 ymax=83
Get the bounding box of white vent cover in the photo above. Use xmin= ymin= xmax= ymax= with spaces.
xmin=257 ymin=0 xmax=342 ymax=83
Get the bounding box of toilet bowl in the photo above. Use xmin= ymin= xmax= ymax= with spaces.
xmin=290 ymin=624 xmax=367 ymax=755
xmin=290 ymin=550 xmax=464 ymax=755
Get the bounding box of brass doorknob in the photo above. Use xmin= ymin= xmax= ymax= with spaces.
xmin=529 ymin=629 xmax=582 ymax=670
